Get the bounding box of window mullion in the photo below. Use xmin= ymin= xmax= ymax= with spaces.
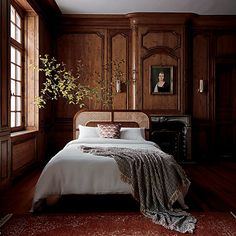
xmin=10 ymin=3 xmax=24 ymax=132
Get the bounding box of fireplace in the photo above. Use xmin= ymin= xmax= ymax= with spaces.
xmin=150 ymin=115 xmax=191 ymax=162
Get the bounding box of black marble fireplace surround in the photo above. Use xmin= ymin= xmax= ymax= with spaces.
xmin=150 ymin=115 xmax=191 ymax=162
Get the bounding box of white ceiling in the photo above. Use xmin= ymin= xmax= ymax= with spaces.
xmin=54 ymin=0 xmax=236 ymax=15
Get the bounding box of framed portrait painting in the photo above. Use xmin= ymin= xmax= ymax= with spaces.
xmin=150 ymin=65 xmax=174 ymax=94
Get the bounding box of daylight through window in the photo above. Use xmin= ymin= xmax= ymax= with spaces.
xmin=10 ymin=5 xmax=24 ymax=130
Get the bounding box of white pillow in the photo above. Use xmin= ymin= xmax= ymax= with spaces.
xmin=78 ymin=125 xmax=99 ymax=139
xmin=120 ymin=127 xmax=146 ymax=140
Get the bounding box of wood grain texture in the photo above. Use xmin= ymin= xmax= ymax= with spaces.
xmin=12 ymin=139 xmax=36 ymax=172
xmin=192 ymin=33 xmax=210 ymax=120
xmin=191 ymin=24 xmax=236 ymax=158
xmin=0 ymin=0 xmax=10 ymax=130
xmin=56 ymin=31 xmax=105 ymax=113
xmin=142 ymin=54 xmax=179 ymax=111
xmin=110 ymin=32 xmax=130 ymax=109
xmin=0 ymin=0 xmax=11 ymax=190
xmin=1 ymin=160 xmax=235 ymax=214
xmin=0 ymin=138 xmax=11 ymax=182
xmin=49 ymin=13 xmax=236 ymax=159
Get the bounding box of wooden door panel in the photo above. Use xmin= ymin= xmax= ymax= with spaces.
xmin=215 ymin=64 xmax=236 ymax=157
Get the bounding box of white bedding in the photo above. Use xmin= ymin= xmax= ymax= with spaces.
xmin=32 ymin=138 xmax=161 ymax=211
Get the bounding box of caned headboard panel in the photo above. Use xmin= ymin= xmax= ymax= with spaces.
xmin=73 ymin=110 xmax=150 ymax=139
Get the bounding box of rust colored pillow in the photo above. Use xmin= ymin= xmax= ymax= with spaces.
xmin=97 ymin=124 xmax=121 ymax=139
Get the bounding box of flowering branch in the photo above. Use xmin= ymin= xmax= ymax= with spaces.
xmin=34 ymin=55 xmax=96 ymax=108
xmin=34 ymin=55 xmax=126 ymax=109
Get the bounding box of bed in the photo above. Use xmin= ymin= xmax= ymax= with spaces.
xmin=31 ymin=110 xmax=196 ymax=233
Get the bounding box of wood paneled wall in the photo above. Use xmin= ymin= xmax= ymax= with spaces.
xmin=56 ymin=14 xmax=191 ymax=114
xmin=0 ymin=0 xmax=11 ymax=189
xmin=191 ymin=17 xmax=236 ymax=159
xmin=51 ymin=13 xmax=192 ymax=152
xmin=51 ymin=13 xmax=236 ymax=160
xmin=11 ymin=132 xmax=37 ymax=176
xmin=130 ymin=14 xmax=190 ymax=113
xmin=49 ymin=16 xmax=133 ymax=152
xmin=56 ymin=16 xmax=132 ymax=112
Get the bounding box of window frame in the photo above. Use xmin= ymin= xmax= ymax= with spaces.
xmin=10 ymin=2 xmax=25 ymax=132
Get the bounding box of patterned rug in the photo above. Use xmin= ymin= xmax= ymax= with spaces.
xmin=0 ymin=212 xmax=235 ymax=236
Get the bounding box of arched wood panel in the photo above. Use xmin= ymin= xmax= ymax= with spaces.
xmin=138 ymin=28 xmax=183 ymax=113
xmin=142 ymin=53 xmax=179 ymax=110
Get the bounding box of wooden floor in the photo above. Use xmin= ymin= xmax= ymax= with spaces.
xmin=184 ymin=160 xmax=236 ymax=212
xmin=0 ymin=159 xmax=236 ymax=215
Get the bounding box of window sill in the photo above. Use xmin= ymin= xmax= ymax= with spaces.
xmin=10 ymin=129 xmax=38 ymax=137
xmin=10 ymin=129 xmax=38 ymax=142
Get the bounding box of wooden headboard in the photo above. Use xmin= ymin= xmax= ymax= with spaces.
xmin=73 ymin=110 xmax=150 ymax=139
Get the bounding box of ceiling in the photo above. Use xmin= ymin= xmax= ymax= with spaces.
xmin=54 ymin=0 xmax=236 ymax=15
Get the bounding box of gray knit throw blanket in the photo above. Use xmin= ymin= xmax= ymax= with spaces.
xmin=80 ymin=145 xmax=197 ymax=233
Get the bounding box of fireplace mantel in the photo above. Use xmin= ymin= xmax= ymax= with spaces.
xmin=150 ymin=115 xmax=192 ymax=161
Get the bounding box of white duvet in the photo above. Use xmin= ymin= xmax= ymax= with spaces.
xmin=32 ymin=138 xmax=162 ymax=211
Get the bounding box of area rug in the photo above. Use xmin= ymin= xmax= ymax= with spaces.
xmin=0 ymin=212 xmax=235 ymax=236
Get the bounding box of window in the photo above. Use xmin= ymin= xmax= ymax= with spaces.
xmin=10 ymin=1 xmax=39 ymax=132
xmin=10 ymin=4 xmax=24 ymax=131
